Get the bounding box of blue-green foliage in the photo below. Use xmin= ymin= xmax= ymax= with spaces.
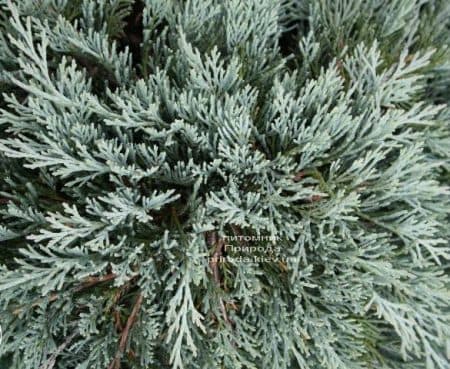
xmin=0 ymin=1 xmax=449 ymax=368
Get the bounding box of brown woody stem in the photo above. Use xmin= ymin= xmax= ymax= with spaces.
xmin=208 ymin=231 xmax=234 ymax=328
xmin=39 ymin=331 xmax=78 ymax=369
xmin=12 ymin=273 xmax=117 ymax=316
xmin=108 ymin=293 xmax=144 ymax=369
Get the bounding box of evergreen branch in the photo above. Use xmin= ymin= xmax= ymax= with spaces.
xmin=357 ymin=211 xmax=404 ymax=240
xmin=0 ymin=1 xmax=449 ymax=368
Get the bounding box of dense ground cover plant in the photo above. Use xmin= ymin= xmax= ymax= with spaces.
xmin=0 ymin=1 xmax=449 ymax=368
